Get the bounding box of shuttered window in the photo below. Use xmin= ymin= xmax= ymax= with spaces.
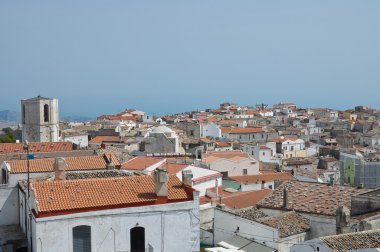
xmin=73 ymin=225 xmax=91 ymax=252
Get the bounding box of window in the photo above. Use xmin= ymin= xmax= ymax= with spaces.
xmin=269 ymin=185 xmax=273 ymax=189
xmin=22 ymin=104 xmax=26 ymax=124
xmin=73 ymin=225 xmax=91 ymax=252
xmin=1 ymin=168 xmax=8 ymax=184
xmin=221 ymin=171 xmax=228 ymax=178
xmin=43 ymin=104 xmax=49 ymax=123
xmin=262 ymin=152 xmax=265 ymax=156
xmin=243 ymin=169 xmax=247 ymax=175
xmin=291 ymin=146 xmax=294 ymax=151
xmin=130 ymin=226 xmax=145 ymax=252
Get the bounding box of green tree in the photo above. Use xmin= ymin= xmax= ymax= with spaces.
xmin=0 ymin=131 xmax=16 ymax=143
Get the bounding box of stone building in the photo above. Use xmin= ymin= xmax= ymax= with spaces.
xmin=21 ymin=96 xmax=59 ymax=142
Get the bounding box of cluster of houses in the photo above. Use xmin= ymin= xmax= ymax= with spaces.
xmin=0 ymin=97 xmax=380 ymax=252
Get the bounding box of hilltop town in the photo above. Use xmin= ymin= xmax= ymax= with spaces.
xmin=1 ymin=96 xmax=380 ymax=252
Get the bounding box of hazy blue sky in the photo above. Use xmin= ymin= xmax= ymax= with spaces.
xmin=1 ymin=0 xmax=379 ymax=117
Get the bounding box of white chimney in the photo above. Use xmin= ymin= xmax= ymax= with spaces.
xmin=182 ymin=170 xmax=193 ymax=187
xmin=54 ymin=157 xmax=67 ymax=181
xmin=153 ymin=168 xmax=169 ymax=197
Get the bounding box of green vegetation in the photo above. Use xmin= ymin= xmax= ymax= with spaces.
xmin=0 ymin=128 xmax=16 ymax=143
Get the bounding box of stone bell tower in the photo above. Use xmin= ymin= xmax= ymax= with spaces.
xmin=21 ymin=95 xmax=59 ymax=142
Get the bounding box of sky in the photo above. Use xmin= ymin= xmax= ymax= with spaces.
xmin=0 ymin=0 xmax=379 ymax=117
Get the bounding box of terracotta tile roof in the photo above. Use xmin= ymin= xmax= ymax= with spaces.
xmin=89 ymin=136 xmax=122 ymax=144
xmin=160 ymin=162 xmax=188 ymax=175
xmin=215 ymin=142 xmax=231 ymax=148
xmin=221 ymin=127 xmax=264 ymax=134
xmin=7 ymin=154 xmax=120 ymax=174
xmin=0 ymin=142 xmax=74 ymax=154
xmin=258 ymin=211 xmax=310 ymax=238
xmin=205 ymin=150 xmax=248 ymax=159
xmin=121 ymin=157 xmax=164 ymax=170
xmin=257 ymin=181 xmax=369 ymax=216
xmin=201 ymin=188 xmax=272 ymax=209
xmin=320 ymin=229 xmax=380 ymax=252
xmin=230 ymin=172 xmax=294 ymax=184
xmin=203 ymin=151 xmax=250 ymax=164
xmin=259 ymin=146 xmax=271 ymax=150
xmin=31 ymin=175 xmax=193 ymax=216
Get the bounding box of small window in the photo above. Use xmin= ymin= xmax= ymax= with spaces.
xmin=44 ymin=104 xmax=49 ymax=123
xmin=1 ymin=168 xmax=8 ymax=184
xmin=243 ymin=169 xmax=247 ymax=175
xmin=190 ymin=130 xmax=194 ymax=136
xmin=221 ymin=171 xmax=228 ymax=178
xmin=269 ymin=185 xmax=273 ymax=189
xmin=73 ymin=225 xmax=91 ymax=252
xmin=262 ymin=152 xmax=265 ymax=156
xmin=22 ymin=104 xmax=26 ymax=124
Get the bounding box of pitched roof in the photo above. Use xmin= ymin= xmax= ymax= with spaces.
xmin=320 ymin=229 xmax=380 ymax=252
xmin=215 ymin=142 xmax=231 ymax=148
xmin=89 ymin=136 xmax=122 ymax=144
xmin=203 ymin=151 xmax=250 ymax=164
xmin=31 ymin=175 xmax=193 ymax=216
xmin=258 ymin=211 xmax=310 ymax=238
xmin=230 ymin=172 xmax=294 ymax=184
xmin=201 ymin=188 xmax=272 ymax=209
xmin=7 ymin=154 xmax=120 ymax=174
xmin=0 ymin=142 xmax=74 ymax=154
xmin=257 ymin=181 xmax=368 ymax=216
xmin=221 ymin=127 xmax=264 ymax=134
xmin=121 ymin=157 xmax=164 ymax=170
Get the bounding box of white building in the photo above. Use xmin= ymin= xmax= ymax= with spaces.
xmin=201 ymin=123 xmax=222 ymax=138
xmin=143 ymin=126 xmax=182 ymax=154
xmin=214 ymin=208 xmax=310 ymax=252
xmin=21 ymin=96 xmax=59 ymax=142
xmin=175 ymin=165 xmax=222 ymax=197
xmin=203 ymin=151 xmax=259 ymax=177
xmin=61 ymin=132 xmax=89 ymax=148
xmin=23 ymin=169 xmax=200 ymax=252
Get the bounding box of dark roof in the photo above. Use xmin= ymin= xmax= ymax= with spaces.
xmin=320 ymin=229 xmax=380 ymax=252
xmin=258 ymin=211 xmax=310 ymax=238
xmin=257 ymin=181 xmax=368 ymax=216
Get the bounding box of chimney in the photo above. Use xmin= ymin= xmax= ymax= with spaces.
xmin=153 ymin=168 xmax=169 ymax=197
xmin=54 ymin=157 xmax=67 ymax=180
xmin=182 ymin=170 xmax=193 ymax=187
xmin=106 ymin=154 xmax=116 ymax=170
xmin=283 ymin=187 xmax=288 ymax=209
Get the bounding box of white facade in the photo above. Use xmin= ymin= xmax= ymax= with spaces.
xmin=208 ymin=158 xmax=259 ymax=177
xmin=282 ymin=139 xmax=305 ymax=152
xmin=62 ymin=134 xmax=89 ymax=148
xmin=201 ymin=123 xmax=222 ymax=138
xmin=27 ymin=195 xmax=200 ymax=252
xmin=21 ymin=96 xmax=59 ymax=142
xmin=176 ymin=166 xmax=222 ymax=196
xmin=214 ymin=209 xmax=308 ymax=252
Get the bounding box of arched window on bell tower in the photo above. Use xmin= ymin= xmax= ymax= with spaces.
xmin=44 ymin=104 xmax=49 ymax=123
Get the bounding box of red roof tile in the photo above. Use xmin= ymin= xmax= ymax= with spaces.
xmin=121 ymin=157 xmax=164 ymax=170
xmin=221 ymin=127 xmax=264 ymax=134
xmin=200 ymin=187 xmax=272 ymax=209
xmin=31 ymin=175 xmax=193 ymax=216
xmin=7 ymin=154 xmax=120 ymax=173
xmin=0 ymin=142 xmax=74 ymax=154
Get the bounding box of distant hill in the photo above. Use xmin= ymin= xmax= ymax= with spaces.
xmin=0 ymin=110 xmax=20 ymax=123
